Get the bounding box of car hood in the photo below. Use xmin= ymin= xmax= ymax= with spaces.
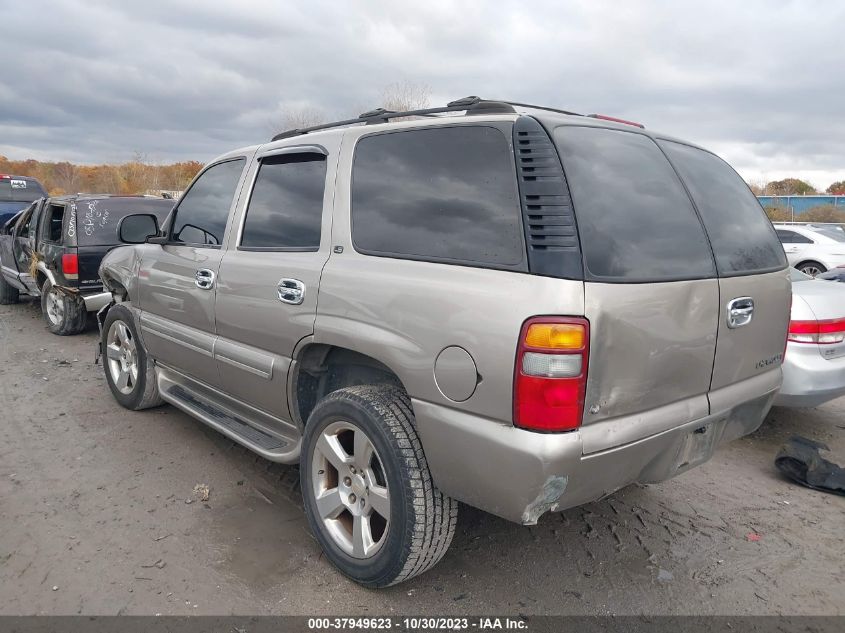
xmin=791 ymin=278 xmax=845 ymax=320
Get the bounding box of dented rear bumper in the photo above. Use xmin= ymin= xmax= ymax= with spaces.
xmin=413 ymin=370 xmax=779 ymax=525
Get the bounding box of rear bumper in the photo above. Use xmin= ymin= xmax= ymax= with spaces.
xmin=414 ymin=369 xmax=779 ymax=525
xmin=82 ymin=291 xmax=112 ymax=312
xmin=775 ymin=342 xmax=845 ymax=408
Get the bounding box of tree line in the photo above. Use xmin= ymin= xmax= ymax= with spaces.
xmin=0 ymin=154 xmax=203 ymax=196
xmin=749 ymin=177 xmax=845 ymax=196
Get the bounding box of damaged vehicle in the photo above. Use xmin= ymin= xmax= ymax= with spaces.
xmin=0 ymin=194 xmax=173 ymax=334
xmin=775 ymin=267 xmax=845 ymax=407
xmin=97 ymin=97 xmax=791 ymax=587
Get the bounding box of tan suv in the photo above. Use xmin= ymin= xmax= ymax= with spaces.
xmin=97 ymin=97 xmax=791 ymax=587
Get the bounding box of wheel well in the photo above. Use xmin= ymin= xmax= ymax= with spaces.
xmin=293 ymin=344 xmax=405 ymax=426
xmin=35 ymin=271 xmax=48 ymax=290
xmin=796 ymin=260 xmax=826 ymax=271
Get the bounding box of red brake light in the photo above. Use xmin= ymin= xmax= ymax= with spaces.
xmin=513 ymin=317 xmax=589 ymax=432
xmin=788 ymin=318 xmax=845 ymax=344
xmin=61 ymin=253 xmax=79 ymax=275
xmin=587 ymin=114 xmax=645 ymax=129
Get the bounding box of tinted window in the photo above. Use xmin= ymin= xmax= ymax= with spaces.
xmin=554 ymin=126 xmax=715 ymax=281
xmin=660 ymin=141 xmax=787 ymax=275
xmin=241 ymin=153 xmax=326 ymax=249
xmin=171 ymin=159 xmax=245 ymax=246
xmin=351 ymin=126 xmax=524 ymax=267
xmin=0 ymin=178 xmax=46 ymax=203
xmin=776 ymin=229 xmax=812 ymax=244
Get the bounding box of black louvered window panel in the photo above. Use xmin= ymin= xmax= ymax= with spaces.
xmin=513 ymin=116 xmax=583 ymax=280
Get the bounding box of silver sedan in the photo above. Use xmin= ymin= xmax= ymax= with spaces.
xmin=776 ymin=268 xmax=845 ymax=407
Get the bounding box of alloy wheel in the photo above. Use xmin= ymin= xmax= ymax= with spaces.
xmin=106 ymin=320 xmax=139 ymax=395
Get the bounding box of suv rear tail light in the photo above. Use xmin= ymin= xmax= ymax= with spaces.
xmin=513 ymin=317 xmax=589 ymax=432
xmin=61 ymin=253 xmax=79 ymax=277
xmin=788 ymin=318 xmax=845 ymax=344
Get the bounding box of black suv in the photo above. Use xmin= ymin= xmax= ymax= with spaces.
xmin=0 ymin=194 xmax=173 ymax=334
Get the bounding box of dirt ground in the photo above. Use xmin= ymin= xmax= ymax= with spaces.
xmin=1 ymin=299 xmax=843 ymax=616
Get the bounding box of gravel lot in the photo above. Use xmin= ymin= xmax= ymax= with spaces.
xmin=1 ymin=299 xmax=843 ymax=616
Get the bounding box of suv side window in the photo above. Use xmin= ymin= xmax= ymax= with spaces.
xmin=776 ymin=229 xmax=813 ymax=244
xmin=43 ymin=204 xmax=65 ymax=243
xmin=659 ymin=140 xmax=787 ymax=275
xmin=351 ymin=126 xmax=525 ymax=268
xmin=240 ymin=153 xmax=326 ymax=250
xmin=554 ymin=126 xmax=716 ymax=282
xmin=170 ymin=158 xmax=246 ymax=246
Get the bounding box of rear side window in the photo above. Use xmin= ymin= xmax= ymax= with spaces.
xmin=659 ymin=141 xmax=787 ymax=275
xmin=171 ymin=158 xmax=245 ymax=246
xmin=45 ymin=204 xmax=65 ymax=242
xmin=240 ymin=153 xmax=326 ymax=250
xmin=776 ymin=229 xmax=813 ymax=244
xmin=554 ymin=126 xmax=715 ymax=281
xmin=351 ymin=126 xmax=524 ymax=268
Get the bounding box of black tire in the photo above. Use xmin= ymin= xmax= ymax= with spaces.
xmin=0 ymin=274 xmax=19 ymax=305
xmin=797 ymin=261 xmax=826 ymax=277
xmin=101 ymin=303 xmax=163 ymax=410
xmin=301 ymin=384 xmax=457 ymax=587
xmin=40 ymin=279 xmax=87 ymax=335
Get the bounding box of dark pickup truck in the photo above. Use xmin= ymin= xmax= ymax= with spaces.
xmin=0 ymin=194 xmax=173 ymax=334
xmin=0 ymin=174 xmax=48 ymax=227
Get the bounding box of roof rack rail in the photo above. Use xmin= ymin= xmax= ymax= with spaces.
xmin=270 ymin=96 xmax=517 ymax=141
xmin=269 ymin=97 xmax=641 ymax=141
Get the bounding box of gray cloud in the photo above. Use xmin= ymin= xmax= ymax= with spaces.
xmin=1 ymin=0 xmax=843 ymax=187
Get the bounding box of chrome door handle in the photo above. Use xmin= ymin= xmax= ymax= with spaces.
xmin=277 ymin=278 xmax=305 ymax=305
xmin=726 ymin=296 xmax=754 ymax=328
xmin=195 ymin=268 xmax=215 ymax=290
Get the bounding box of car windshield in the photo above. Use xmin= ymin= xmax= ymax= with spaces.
xmin=790 ymin=267 xmax=813 ymax=282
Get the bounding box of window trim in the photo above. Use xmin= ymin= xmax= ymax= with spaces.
xmin=349 ymin=122 xmax=529 ymax=273
xmin=656 ymin=137 xmax=788 ymax=278
xmin=236 ymin=145 xmax=328 ymax=253
xmin=164 ymin=156 xmax=247 ymax=249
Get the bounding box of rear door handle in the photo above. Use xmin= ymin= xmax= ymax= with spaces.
xmin=195 ymin=268 xmax=215 ymax=290
xmin=277 ymin=278 xmax=305 ymax=305
xmin=726 ymin=296 xmax=754 ymax=328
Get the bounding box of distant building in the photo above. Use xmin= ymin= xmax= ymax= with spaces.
xmin=757 ymin=195 xmax=845 ymax=215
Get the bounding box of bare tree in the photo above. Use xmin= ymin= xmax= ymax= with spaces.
xmin=52 ymin=162 xmax=81 ymax=195
xmin=271 ymin=105 xmax=327 ymax=134
xmin=380 ymin=81 xmax=431 ymax=112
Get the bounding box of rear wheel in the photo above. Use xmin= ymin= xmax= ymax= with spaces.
xmin=0 ymin=274 xmax=19 ymax=304
xmin=301 ymin=385 xmax=457 ymax=587
xmin=101 ymin=303 xmax=163 ymax=410
xmin=40 ymin=279 xmax=86 ymax=335
xmin=797 ymin=261 xmax=826 ymax=277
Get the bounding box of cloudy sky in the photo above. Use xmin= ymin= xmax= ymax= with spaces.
xmin=2 ymin=0 xmax=843 ymax=189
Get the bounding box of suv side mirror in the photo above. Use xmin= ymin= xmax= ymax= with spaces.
xmin=118 ymin=214 xmax=159 ymax=244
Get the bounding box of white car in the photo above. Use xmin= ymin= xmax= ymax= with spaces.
xmin=773 ymin=223 xmax=845 ymax=276
xmin=776 ymin=268 xmax=845 ymax=407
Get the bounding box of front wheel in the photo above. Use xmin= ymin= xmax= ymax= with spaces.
xmin=301 ymin=385 xmax=457 ymax=587
xmin=40 ymin=279 xmax=86 ymax=335
xmin=101 ymin=304 xmax=163 ymax=410
xmin=797 ymin=261 xmax=826 ymax=277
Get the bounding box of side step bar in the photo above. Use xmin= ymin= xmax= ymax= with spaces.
xmin=157 ymin=366 xmax=301 ymax=464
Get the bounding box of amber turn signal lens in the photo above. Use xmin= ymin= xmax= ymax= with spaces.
xmin=524 ymin=323 xmax=585 ymax=350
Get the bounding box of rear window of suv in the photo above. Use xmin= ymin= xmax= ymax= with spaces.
xmin=351 ymin=126 xmax=525 ymax=269
xmin=0 ymin=178 xmax=46 ymax=203
xmin=554 ymin=126 xmax=716 ymax=282
xmin=658 ymin=140 xmax=787 ymax=275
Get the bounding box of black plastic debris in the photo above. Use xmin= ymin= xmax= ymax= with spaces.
xmin=775 ymin=435 xmax=845 ymax=496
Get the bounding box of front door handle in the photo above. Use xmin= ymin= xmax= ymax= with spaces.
xmin=195 ymin=268 xmax=215 ymax=290
xmin=277 ymin=278 xmax=305 ymax=305
xmin=726 ymin=296 xmax=754 ymax=329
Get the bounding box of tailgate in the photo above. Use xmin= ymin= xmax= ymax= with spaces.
xmin=77 ymin=245 xmax=114 ymax=291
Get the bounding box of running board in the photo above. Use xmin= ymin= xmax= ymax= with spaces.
xmin=157 ymin=366 xmax=300 ymax=463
